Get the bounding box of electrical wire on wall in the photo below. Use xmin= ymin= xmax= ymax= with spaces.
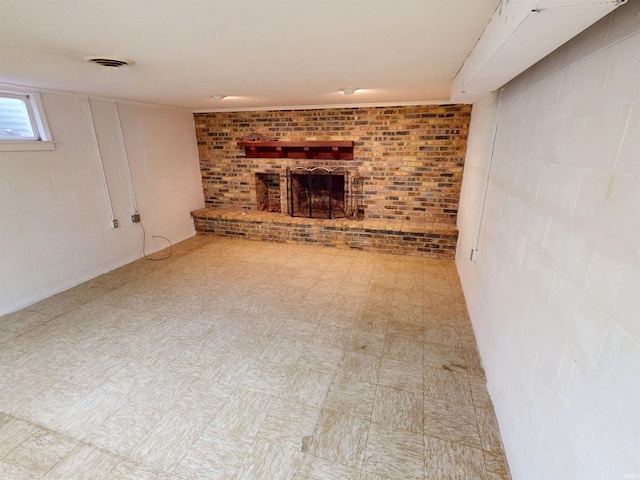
xmin=113 ymin=100 xmax=173 ymax=261
xmin=470 ymin=87 xmax=504 ymax=262
xmin=138 ymin=222 xmax=172 ymax=261
xmin=86 ymin=97 xmax=118 ymax=228
xmin=113 ymin=101 xmax=139 ymax=215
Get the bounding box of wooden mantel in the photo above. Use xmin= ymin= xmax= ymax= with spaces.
xmin=238 ymin=141 xmax=354 ymax=160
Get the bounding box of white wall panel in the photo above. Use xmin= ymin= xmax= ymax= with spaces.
xmin=0 ymin=90 xmax=204 ymax=314
xmin=456 ymin=1 xmax=640 ymax=478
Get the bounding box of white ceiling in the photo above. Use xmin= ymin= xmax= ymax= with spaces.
xmin=0 ymin=0 xmax=501 ymax=111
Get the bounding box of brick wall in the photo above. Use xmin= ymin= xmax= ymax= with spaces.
xmin=194 ymin=104 xmax=471 ymax=223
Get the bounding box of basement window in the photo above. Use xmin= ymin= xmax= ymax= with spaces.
xmin=0 ymin=91 xmax=54 ymax=151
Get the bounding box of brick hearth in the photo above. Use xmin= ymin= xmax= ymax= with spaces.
xmin=191 ymin=208 xmax=458 ymax=259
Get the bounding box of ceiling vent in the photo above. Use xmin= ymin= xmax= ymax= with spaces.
xmin=82 ymin=55 xmax=135 ymax=68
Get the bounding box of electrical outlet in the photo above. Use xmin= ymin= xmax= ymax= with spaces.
xmin=470 ymin=249 xmax=478 ymax=262
xmin=113 ymin=219 xmax=119 ymax=228
xmin=131 ymin=213 xmax=141 ymax=223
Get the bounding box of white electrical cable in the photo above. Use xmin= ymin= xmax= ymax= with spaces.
xmin=113 ymin=101 xmax=138 ymax=214
xmin=471 ymin=88 xmax=504 ymax=258
xmin=85 ymin=97 xmax=117 ymax=228
xmin=112 ymin=100 xmax=172 ymax=259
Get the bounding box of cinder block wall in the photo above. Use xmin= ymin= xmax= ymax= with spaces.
xmin=0 ymin=91 xmax=204 ymax=315
xmin=455 ymin=1 xmax=640 ymax=478
xmin=194 ymin=105 xmax=471 ymax=223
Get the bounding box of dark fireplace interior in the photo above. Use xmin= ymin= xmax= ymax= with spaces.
xmin=287 ymin=167 xmax=347 ymax=219
xmin=255 ymin=173 xmax=281 ymax=212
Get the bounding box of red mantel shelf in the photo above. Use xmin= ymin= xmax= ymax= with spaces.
xmin=238 ymin=141 xmax=354 ymax=160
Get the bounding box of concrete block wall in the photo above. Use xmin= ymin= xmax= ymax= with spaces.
xmin=0 ymin=88 xmax=204 ymax=314
xmin=194 ymin=105 xmax=471 ymax=223
xmin=455 ymin=2 xmax=640 ymax=479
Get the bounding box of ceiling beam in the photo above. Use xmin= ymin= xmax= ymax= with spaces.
xmin=451 ymin=0 xmax=627 ymax=103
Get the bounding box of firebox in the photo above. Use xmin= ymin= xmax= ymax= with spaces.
xmin=287 ymin=166 xmax=349 ymax=219
xmin=255 ymin=173 xmax=281 ymax=212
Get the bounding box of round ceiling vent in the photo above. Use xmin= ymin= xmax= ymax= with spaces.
xmin=82 ymin=55 xmax=135 ymax=68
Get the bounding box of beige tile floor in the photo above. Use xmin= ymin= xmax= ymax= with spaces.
xmin=0 ymin=236 xmax=511 ymax=479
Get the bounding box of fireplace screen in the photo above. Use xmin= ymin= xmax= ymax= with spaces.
xmin=287 ymin=166 xmax=349 ymax=219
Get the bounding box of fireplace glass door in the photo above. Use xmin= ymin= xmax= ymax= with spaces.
xmin=287 ymin=167 xmax=348 ymax=219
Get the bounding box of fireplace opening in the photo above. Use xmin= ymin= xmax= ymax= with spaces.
xmin=287 ymin=166 xmax=348 ymax=219
xmin=255 ymin=173 xmax=281 ymax=212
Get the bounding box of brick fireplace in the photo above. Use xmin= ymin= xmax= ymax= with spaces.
xmin=192 ymin=104 xmax=471 ymax=258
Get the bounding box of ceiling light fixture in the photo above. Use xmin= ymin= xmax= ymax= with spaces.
xmin=211 ymin=95 xmax=226 ymax=101
xmin=341 ymin=88 xmax=357 ymax=96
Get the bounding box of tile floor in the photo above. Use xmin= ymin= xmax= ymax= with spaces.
xmin=0 ymin=236 xmax=511 ymax=479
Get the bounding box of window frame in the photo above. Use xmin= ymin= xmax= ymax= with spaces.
xmin=0 ymin=90 xmax=54 ymax=151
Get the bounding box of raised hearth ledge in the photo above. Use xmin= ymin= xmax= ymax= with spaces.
xmin=191 ymin=208 xmax=457 ymax=234
xmin=191 ymin=208 xmax=458 ymax=259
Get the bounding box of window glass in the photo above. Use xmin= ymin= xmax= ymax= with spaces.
xmin=0 ymin=94 xmax=39 ymax=140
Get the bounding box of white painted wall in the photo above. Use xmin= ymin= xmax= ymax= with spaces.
xmin=0 ymin=88 xmax=204 ymax=314
xmin=456 ymin=1 xmax=640 ymax=478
